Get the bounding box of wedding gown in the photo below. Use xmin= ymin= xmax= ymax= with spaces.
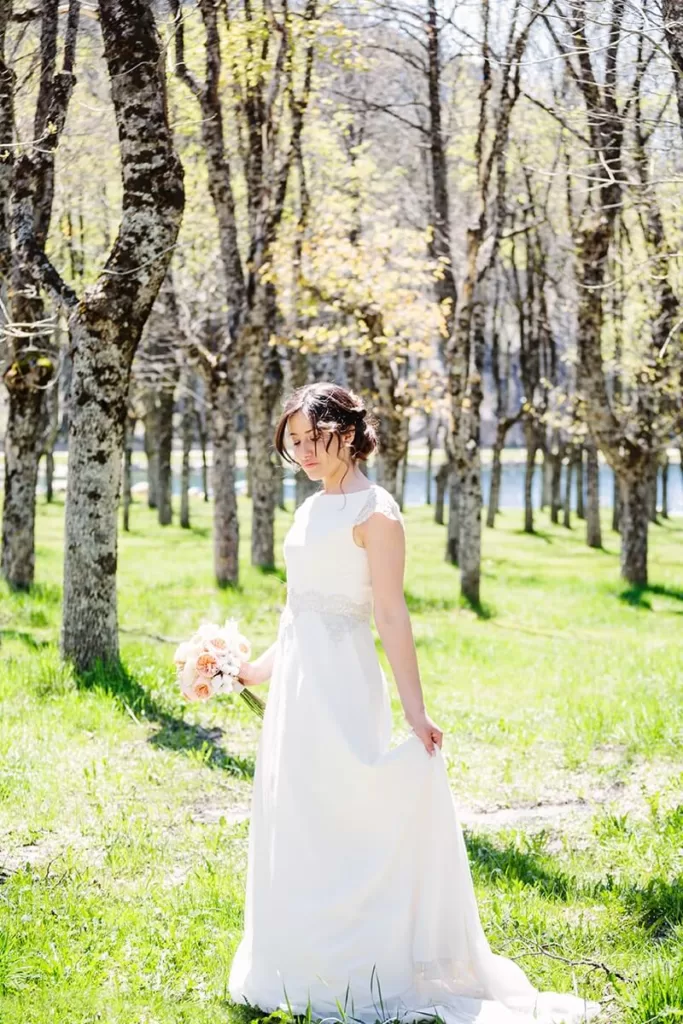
xmin=228 ymin=483 xmax=600 ymax=1024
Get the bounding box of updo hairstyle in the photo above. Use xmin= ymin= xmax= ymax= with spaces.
xmin=273 ymin=382 xmax=378 ymax=469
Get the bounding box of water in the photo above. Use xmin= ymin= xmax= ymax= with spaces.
xmin=125 ymin=459 xmax=681 ymax=513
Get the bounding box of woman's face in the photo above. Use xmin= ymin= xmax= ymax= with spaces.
xmin=287 ymin=409 xmax=353 ymax=481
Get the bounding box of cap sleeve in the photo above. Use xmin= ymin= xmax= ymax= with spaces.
xmin=353 ymin=486 xmax=404 ymax=528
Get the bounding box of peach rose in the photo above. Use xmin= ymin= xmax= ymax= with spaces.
xmin=196 ymin=652 xmax=218 ymax=678
xmin=173 ymin=641 xmax=190 ymax=668
xmin=182 ymin=674 xmax=215 ymax=702
xmin=237 ymin=637 xmax=251 ymax=659
xmin=192 ymin=678 xmax=213 ymax=701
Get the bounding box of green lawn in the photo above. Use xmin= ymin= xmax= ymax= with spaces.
xmin=0 ymin=497 xmax=681 ymax=1023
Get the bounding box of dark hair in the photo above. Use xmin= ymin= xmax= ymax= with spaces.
xmin=273 ymin=382 xmax=378 ymax=491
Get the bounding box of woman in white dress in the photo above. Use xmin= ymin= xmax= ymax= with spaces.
xmin=229 ymin=382 xmax=600 ymax=1024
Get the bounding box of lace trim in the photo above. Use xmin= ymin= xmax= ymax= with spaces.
xmin=353 ymin=486 xmax=404 ymax=527
xmin=413 ymin=956 xmax=481 ymax=986
xmin=282 ymin=588 xmax=371 ymax=643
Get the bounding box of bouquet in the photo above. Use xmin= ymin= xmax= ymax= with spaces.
xmin=173 ymin=618 xmax=265 ymax=718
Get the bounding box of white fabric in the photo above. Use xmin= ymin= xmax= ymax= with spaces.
xmin=229 ymin=483 xmax=601 ymax=1024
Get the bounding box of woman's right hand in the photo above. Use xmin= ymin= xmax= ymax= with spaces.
xmin=238 ymin=640 xmax=278 ymax=687
xmin=407 ymin=710 xmax=443 ymax=756
xmin=237 ymin=661 xmax=266 ymax=687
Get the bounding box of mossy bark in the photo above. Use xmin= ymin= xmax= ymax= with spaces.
xmin=60 ymin=0 xmax=184 ymax=669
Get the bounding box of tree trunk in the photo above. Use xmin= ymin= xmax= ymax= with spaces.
xmin=41 ymin=367 xmax=60 ymax=504
xmin=157 ymin=389 xmax=174 ymax=526
xmin=425 ymin=413 xmax=434 ymax=505
xmin=143 ymin=393 xmax=160 ymax=509
xmin=210 ymin=372 xmax=239 ymax=585
xmin=62 ymin=338 xmax=130 ymax=663
xmin=660 ymin=455 xmax=669 ymax=519
xmin=454 ymin=295 xmax=485 ymax=603
xmin=2 ymin=0 xmax=78 ymax=586
xmin=195 ymin=409 xmax=210 ymax=502
xmin=58 ymin=0 xmax=184 ymax=670
xmin=662 ymin=0 xmax=683 ymax=143
xmin=612 ymin=473 xmax=620 ymax=532
xmin=374 ymin=354 xmax=405 ymax=501
xmin=45 ymin=451 xmax=54 ymax=503
xmin=295 ymin=467 xmax=317 ymax=508
xmin=244 ymin=415 xmax=252 ymax=499
xmin=435 ymin=461 xmax=448 ymax=525
xmin=398 ymin=418 xmax=410 ymax=510
xmin=244 ymin=311 xmax=276 ymax=569
xmin=575 ymin=446 xmax=585 ymax=519
xmin=459 ymin=450 xmax=482 ymax=604
xmin=647 ymin=457 xmax=658 ymax=524
xmin=136 ymin=274 xmax=181 ymax=525
xmin=541 ymin=444 xmax=552 ymax=510
xmin=2 ymin=356 xmax=52 ymax=588
xmin=523 ymin=418 xmax=536 ymax=534
xmin=550 ymin=444 xmax=563 ymax=524
xmin=180 ymin=379 xmax=193 ymax=529
xmin=445 ymin=465 xmax=458 ymax=563
xmin=122 ymin=414 xmax=134 ymax=533
xmin=618 ymin=465 xmax=649 ymax=586
xmin=585 ymin=440 xmax=602 ymax=548
xmin=563 ymin=455 xmax=573 ymax=529
xmin=486 ymin=420 xmax=506 ymax=529
xmin=426 ymin=0 xmax=457 ymax=345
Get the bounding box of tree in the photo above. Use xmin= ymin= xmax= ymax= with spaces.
xmin=486 ymin=280 xmax=521 ymax=529
xmin=547 ymin=0 xmax=682 ymax=585
xmin=173 ymin=0 xmax=318 ymax=579
xmin=15 ymin=0 xmax=184 ymax=669
xmin=447 ymin=0 xmax=546 ymax=602
xmin=272 ymin=121 xmax=439 ymax=500
xmin=2 ymin=0 xmax=79 ymax=589
xmin=135 ymin=274 xmax=182 ymax=525
xmin=662 ymin=0 xmax=683 ymax=139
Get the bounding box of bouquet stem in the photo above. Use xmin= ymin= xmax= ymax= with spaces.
xmin=239 ymin=687 xmax=266 ymax=718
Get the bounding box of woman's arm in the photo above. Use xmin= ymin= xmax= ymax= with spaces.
xmin=238 ymin=640 xmax=277 ymax=687
xmin=360 ymin=512 xmax=443 ymax=755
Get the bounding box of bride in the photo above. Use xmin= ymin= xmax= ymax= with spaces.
xmin=229 ymin=381 xmax=600 ymax=1024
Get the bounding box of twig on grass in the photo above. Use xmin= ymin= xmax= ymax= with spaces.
xmin=511 ymin=944 xmax=627 ymax=982
xmin=118 ymin=626 xmax=181 ymax=645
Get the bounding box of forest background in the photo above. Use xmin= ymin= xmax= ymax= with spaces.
xmin=0 ymin=1 xmax=682 ymax=1022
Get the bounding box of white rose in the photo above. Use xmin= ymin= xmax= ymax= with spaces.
xmin=173 ymin=641 xmax=190 ymax=667
xmin=196 ymin=623 xmax=222 ymax=643
xmin=180 ymin=659 xmax=197 ymax=694
xmin=236 ymin=636 xmax=251 ymax=660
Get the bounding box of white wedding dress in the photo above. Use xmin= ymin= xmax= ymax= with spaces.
xmin=228 ymin=484 xmax=600 ymax=1024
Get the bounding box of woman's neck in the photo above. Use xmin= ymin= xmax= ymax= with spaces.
xmin=320 ymin=466 xmax=370 ymax=495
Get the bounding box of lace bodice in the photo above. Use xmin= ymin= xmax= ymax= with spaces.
xmin=281 ymin=483 xmax=404 ymax=642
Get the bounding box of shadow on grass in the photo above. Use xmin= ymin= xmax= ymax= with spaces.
xmin=404 ymin=590 xmax=459 ymax=614
xmin=512 ymin=527 xmax=555 ymax=545
xmin=257 ymin=564 xmax=287 ymax=584
xmin=404 ymin=589 xmax=494 ymax=620
xmin=619 ymin=582 xmax=683 ymax=610
xmin=190 ymin=524 xmax=211 ymax=540
xmin=75 ymin=661 xmax=254 ymax=779
xmin=1 ymin=580 xmax=62 ymax=605
xmin=464 ymin=831 xmax=574 ymax=902
xmin=623 ymin=875 xmax=683 ymax=939
xmin=228 ymin=1002 xmax=271 ymax=1024
xmin=467 ymin=827 xmax=683 ymax=935
xmin=459 ymin=594 xmax=494 ymax=620
xmin=0 ymin=629 xmax=50 ymax=650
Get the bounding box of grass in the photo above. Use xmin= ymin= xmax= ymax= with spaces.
xmin=0 ymin=495 xmax=682 ymax=1024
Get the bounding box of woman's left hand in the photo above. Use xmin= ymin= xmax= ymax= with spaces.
xmin=408 ymin=711 xmax=443 ymax=756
